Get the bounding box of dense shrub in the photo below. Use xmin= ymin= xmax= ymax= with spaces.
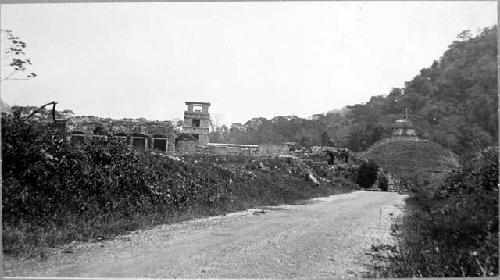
xmin=2 ymin=114 xmax=359 ymax=257
xmin=2 ymin=116 xmax=165 ymax=224
xmin=378 ymin=174 xmax=389 ymax=191
xmin=356 ymin=160 xmax=379 ymax=189
xmin=369 ymin=147 xmax=498 ymax=277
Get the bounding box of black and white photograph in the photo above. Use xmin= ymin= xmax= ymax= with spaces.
xmin=1 ymin=1 xmax=498 ymax=278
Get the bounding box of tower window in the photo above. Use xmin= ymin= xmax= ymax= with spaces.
xmin=192 ymin=119 xmax=201 ymax=127
xmin=193 ymin=105 xmax=202 ymax=112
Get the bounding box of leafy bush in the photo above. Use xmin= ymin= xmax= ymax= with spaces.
xmin=378 ymin=174 xmax=389 ymax=191
xmin=356 ymin=160 xmax=379 ymax=189
xmin=369 ymin=146 xmax=498 ymax=277
xmin=2 ymin=114 xmax=359 ymax=257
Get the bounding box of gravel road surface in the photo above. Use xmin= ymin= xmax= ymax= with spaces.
xmin=4 ymin=191 xmax=406 ymax=279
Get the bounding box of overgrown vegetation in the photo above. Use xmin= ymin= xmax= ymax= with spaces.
xmin=355 ymin=160 xmax=379 ymax=189
xmin=377 ymin=173 xmax=388 ymax=191
xmin=2 ymin=114 xmax=359 ymax=257
xmin=368 ymin=147 xmax=498 ymax=277
xmin=361 ymin=26 xmax=498 ymax=277
xmin=362 ymin=139 xmax=461 ymax=186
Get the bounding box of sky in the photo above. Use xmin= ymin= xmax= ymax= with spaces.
xmin=0 ymin=2 xmax=497 ymax=125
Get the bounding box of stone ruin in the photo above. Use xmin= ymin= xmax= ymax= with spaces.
xmin=392 ymin=108 xmax=418 ymax=140
xmin=62 ymin=101 xmax=352 ymax=162
xmin=182 ymin=102 xmax=210 ymax=146
xmin=68 ymin=120 xmax=175 ymax=152
xmin=300 ymin=146 xmax=351 ymax=165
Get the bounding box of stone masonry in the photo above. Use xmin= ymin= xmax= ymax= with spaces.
xmin=182 ymin=102 xmax=211 ymax=146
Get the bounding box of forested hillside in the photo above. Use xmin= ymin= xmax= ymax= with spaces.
xmin=211 ymin=26 xmax=497 ymax=160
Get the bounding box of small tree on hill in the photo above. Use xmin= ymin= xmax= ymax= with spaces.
xmin=356 ymin=160 xmax=379 ymax=189
xmin=378 ymin=174 xmax=389 ymax=191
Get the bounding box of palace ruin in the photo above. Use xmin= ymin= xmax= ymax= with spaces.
xmin=64 ymin=101 xmax=351 ymax=162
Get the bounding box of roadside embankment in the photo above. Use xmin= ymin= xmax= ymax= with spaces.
xmin=2 ymin=116 xmax=360 ymax=258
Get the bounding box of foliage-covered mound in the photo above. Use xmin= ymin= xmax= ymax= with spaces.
xmin=361 ymin=138 xmax=460 ymax=185
xmin=2 ymin=114 xmax=359 ymax=257
xmin=369 ymin=147 xmax=498 ymax=277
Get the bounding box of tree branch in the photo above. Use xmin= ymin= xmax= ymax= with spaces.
xmin=27 ymin=101 xmax=58 ymax=121
xmin=1 ymin=52 xmax=14 ymax=60
xmin=1 ymin=70 xmax=20 ymax=81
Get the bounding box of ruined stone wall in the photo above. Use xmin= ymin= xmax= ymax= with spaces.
xmin=256 ymin=144 xmax=290 ymax=157
xmin=176 ymin=140 xmax=198 ymax=154
xmin=178 ymin=143 xmax=290 ymax=157
xmin=189 ymin=143 xmax=354 ymax=160
xmin=204 ymin=144 xmax=258 ymax=156
xmin=198 ymin=134 xmax=210 ymax=146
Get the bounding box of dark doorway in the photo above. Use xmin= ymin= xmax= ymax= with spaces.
xmin=326 ymin=151 xmax=335 ymax=165
xmin=153 ymin=139 xmax=167 ymax=151
xmin=93 ymin=126 xmax=105 ymax=135
xmin=132 ymin=137 xmax=146 ymax=151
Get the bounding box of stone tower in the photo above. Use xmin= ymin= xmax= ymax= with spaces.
xmin=392 ymin=108 xmax=417 ymax=138
xmin=182 ymin=101 xmax=210 ymax=146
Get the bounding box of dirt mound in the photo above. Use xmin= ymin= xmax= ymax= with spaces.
xmin=360 ymin=138 xmax=460 ymax=185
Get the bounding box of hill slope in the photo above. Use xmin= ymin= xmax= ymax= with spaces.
xmin=361 ymin=138 xmax=460 ymax=185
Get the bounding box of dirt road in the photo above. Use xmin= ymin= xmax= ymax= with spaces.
xmin=4 ymin=191 xmax=406 ymax=278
